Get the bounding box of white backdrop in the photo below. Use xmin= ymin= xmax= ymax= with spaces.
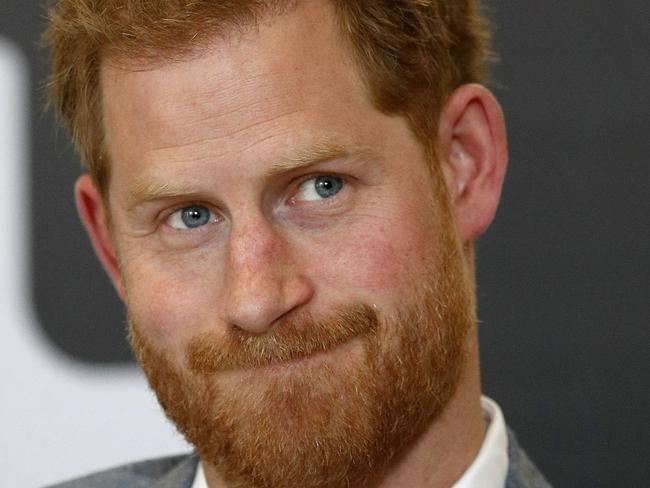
xmin=0 ymin=38 xmax=190 ymax=487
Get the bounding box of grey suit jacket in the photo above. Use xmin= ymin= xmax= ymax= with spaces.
xmin=47 ymin=430 xmax=551 ymax=487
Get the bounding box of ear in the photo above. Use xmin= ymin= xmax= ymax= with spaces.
xmin=438 ymin=83 xmax=508 ymax=243
xmin=75 ymin=174 xmax=125 ymax=300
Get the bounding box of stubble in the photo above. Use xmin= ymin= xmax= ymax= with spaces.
xmin=128 ymin=221 xmax=475 ymax=488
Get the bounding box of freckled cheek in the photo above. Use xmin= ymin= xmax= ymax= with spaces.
xmin=308 ymin=224 xmax=431 ymax=300
xmin=121 ymin=252 xmax=223 ymax=347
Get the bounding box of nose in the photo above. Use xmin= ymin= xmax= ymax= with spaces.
xmin=222 ymin=217 xmax=313 ymax=334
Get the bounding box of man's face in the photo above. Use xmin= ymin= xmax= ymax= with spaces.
xmin=100 ymin=1 xmax=475 ymax=486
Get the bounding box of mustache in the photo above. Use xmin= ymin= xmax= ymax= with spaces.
xmin=187 ymin=303 xmax=379 ymax=373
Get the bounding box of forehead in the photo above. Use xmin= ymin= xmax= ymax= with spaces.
xmin=97 ymin=0 xmax=430 ymax=215
xmin=99 ymin=0 xmax=371 ymax=158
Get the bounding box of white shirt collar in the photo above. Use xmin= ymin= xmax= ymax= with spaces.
xmin=191 ymin=396 xmax=508 ymax=488
xmin=192 ymin=461 xmax=208 ymax=488
xmin=451 ymin=396 xmax=509 ymax=488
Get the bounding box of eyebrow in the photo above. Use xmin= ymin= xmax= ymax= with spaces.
xmin=264 ymin=142 xmax=350 ymax=177
xmin=127 ymin=181 xmax=205 ymax=211
xmin=127 ymin=141 xmax=374 ymax=210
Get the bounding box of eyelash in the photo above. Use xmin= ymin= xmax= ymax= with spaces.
xmin=290 ymin=173 xmax=347 ymax=203
xmin=162 ymin=202 xmax=219 ymax=230
xmin=157 ymin=173 xmax=349 ymax=229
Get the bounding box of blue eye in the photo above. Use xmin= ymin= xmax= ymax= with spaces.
xmin=169 ymin=205 xmax=213 ymax=229
xmin=296 ymin=175 xmax=344 ymax=201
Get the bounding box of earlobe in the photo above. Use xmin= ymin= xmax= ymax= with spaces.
xmin=438 ymin=84 xmax=508 ymax=243
xmin=75 ymin=175 xmax=125 ymax=300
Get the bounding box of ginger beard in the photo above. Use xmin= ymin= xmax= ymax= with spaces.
xmin=127 ymin=208 xmax=476 ymax=488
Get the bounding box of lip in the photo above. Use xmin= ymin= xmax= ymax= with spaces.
xmin=229 ymin=335 xmax=363 ymax=378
